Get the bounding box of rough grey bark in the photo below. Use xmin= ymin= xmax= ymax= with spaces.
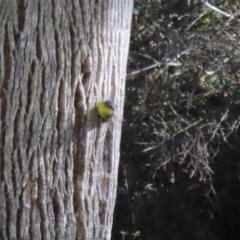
xmin=0 ymin=0 xmax=133 ymax=239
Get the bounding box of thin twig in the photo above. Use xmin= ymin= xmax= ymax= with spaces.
xmin=202 ymin=1 xmax=233 ymax=18
xmin=185 ymin=12 xmax=206 ymax=32
xmin=207 ymin=109 xmax=229 ymax=144
xmin=143 ymin=119 xmax=203 ymax=152
xmin=127 ymin=61 xmax=181 ymax=76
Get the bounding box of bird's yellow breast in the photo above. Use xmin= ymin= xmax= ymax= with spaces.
xmin=98 ymin=101 xmax=115 ymax=119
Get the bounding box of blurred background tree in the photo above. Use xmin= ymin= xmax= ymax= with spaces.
xmin=113 ymin=0 xmax=240 ymax=239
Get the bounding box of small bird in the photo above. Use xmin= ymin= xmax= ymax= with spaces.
xmin=98 ymin=100 xmax=116 ymax=119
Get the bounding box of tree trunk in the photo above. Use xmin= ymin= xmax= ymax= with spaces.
xmin=0 ymin=0 xmax=133 ymax=239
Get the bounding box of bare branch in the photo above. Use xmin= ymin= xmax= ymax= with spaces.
xmin=202 ymin=1 xmax=233 ymax=18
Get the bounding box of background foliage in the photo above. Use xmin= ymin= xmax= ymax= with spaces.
xmin=113 ymin=0 xmax=240 ymax=239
